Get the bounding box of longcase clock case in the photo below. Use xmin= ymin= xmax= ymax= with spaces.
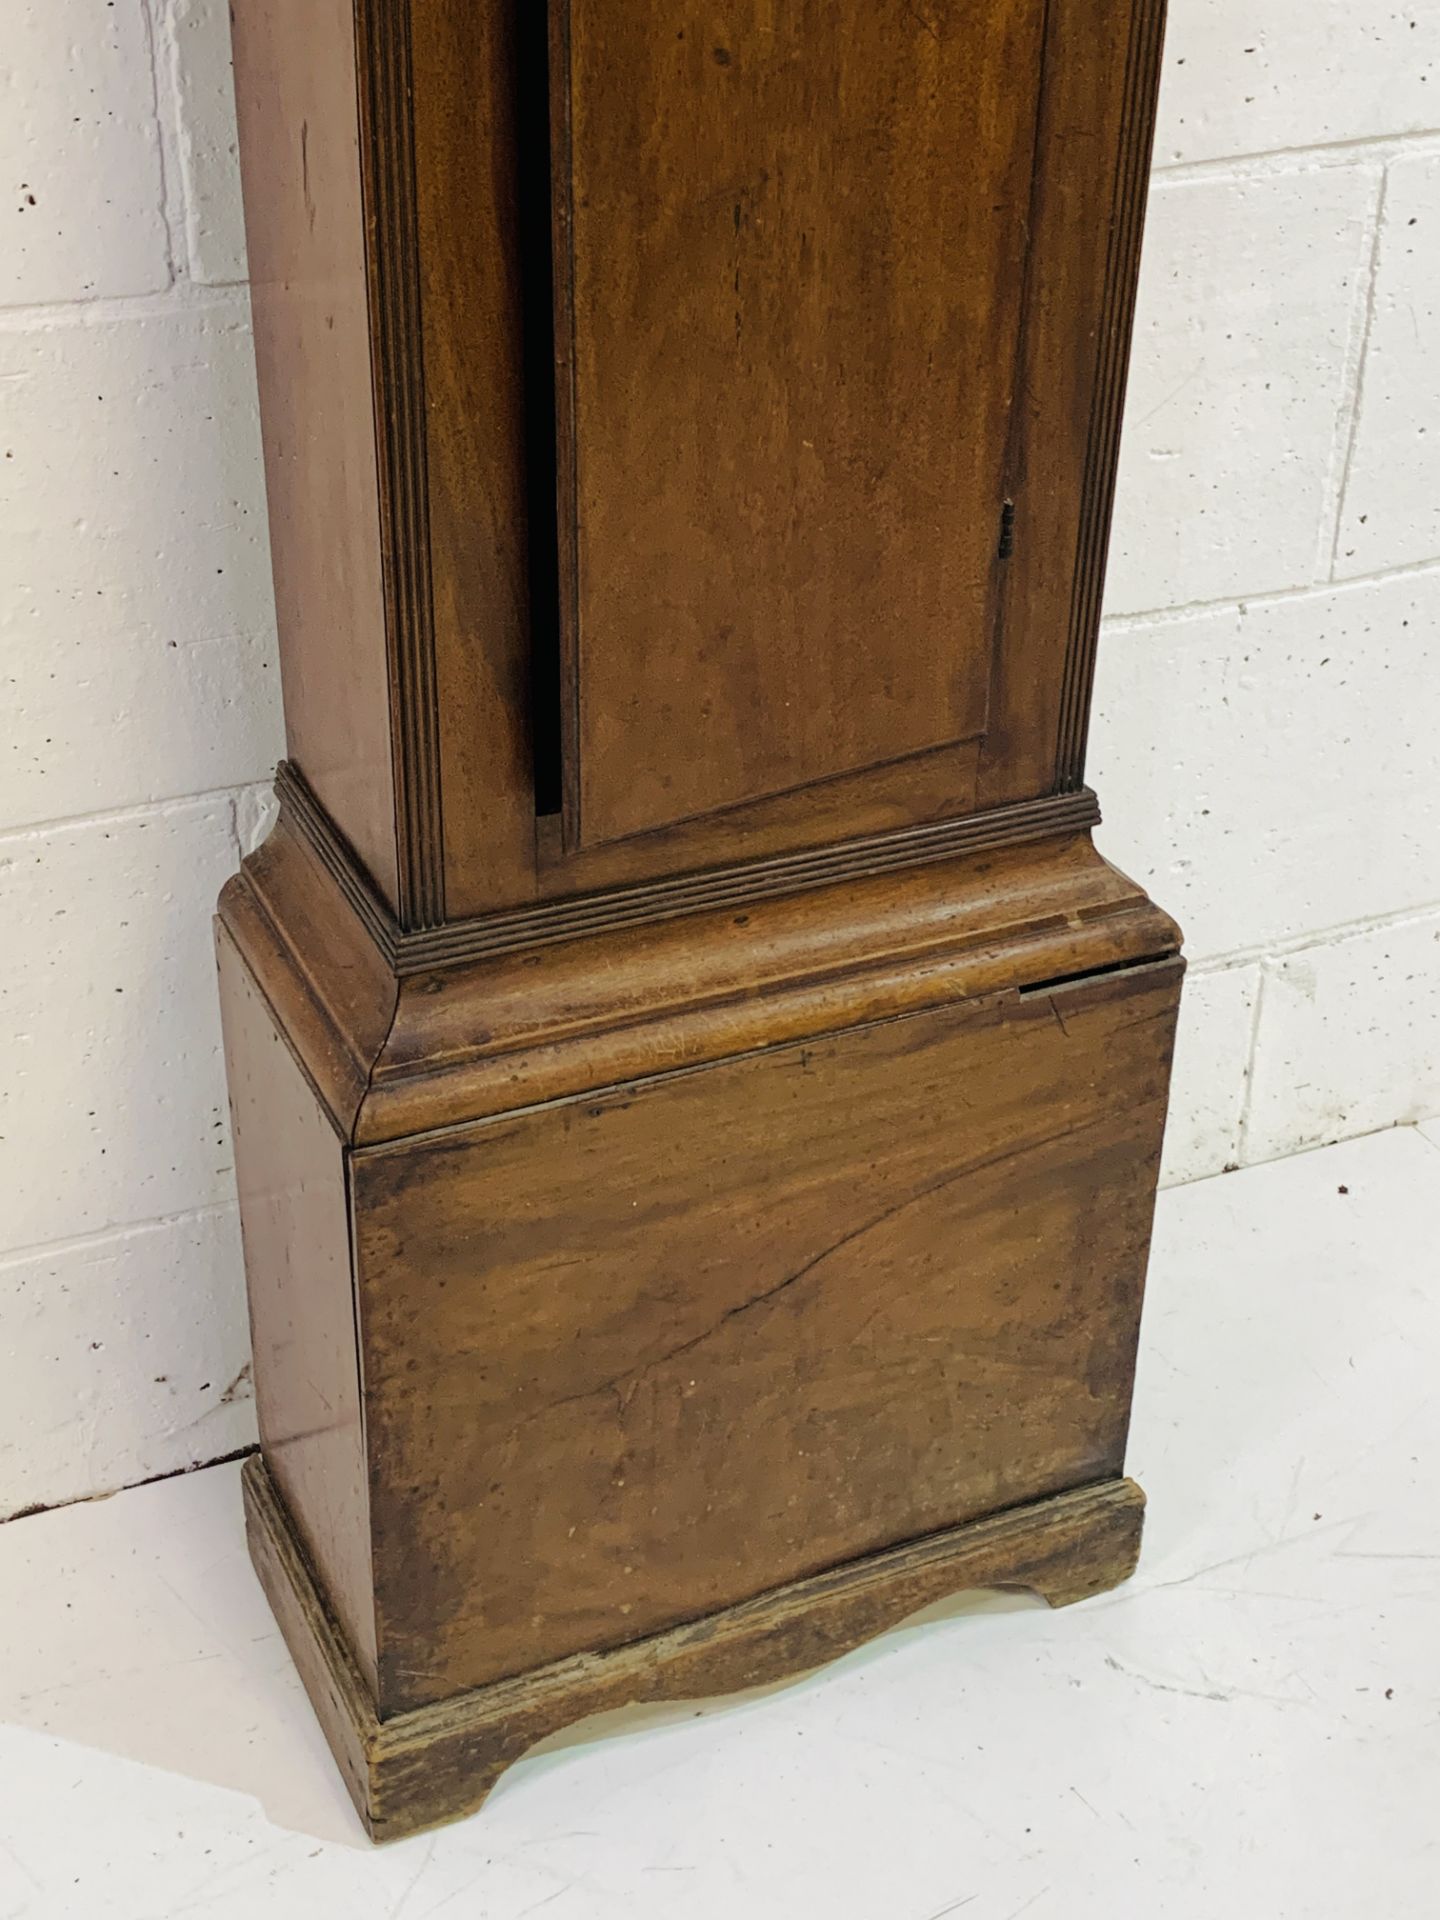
xmin=218 ymin=0 xmax=1180 ymax=1841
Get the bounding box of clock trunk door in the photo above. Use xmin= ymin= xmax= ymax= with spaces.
xmin=549 ymin=0 xmax=1048 ymax=852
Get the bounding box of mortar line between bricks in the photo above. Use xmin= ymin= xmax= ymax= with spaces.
xmin=145 ymin=0 xmax=200 ymax=289
xmin=1143 ymin=902 xmax=1440 ymax=981
xmin=1316 ymin=166 xmax=1388 ymax=584
xmin=137 ymin=0 xmax=181 ymax=293
xmin=0 ymin=779 xmax=275 ymax=846
xmin=1327 ymin=167 xmax=1390 ymax=583
xmin=227 ymin=788 xmax=246 ymax=872
xmin=0 ymin=281 xmax=253 ymax=332
xmin=1233 ymin=961 xmax=1267 ymax=1168
xmin=1153 ymin=125 xmax=1440 ymax=184
xmin=0 ymin=1202 xmax=239 ymax=1276
xmin=1101 ymin=554 xmax=1440 ymax=634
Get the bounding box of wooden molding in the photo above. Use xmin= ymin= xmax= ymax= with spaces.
xmin=353 ymin=0 xmax=446 ymax=929
xmin=274 ymin=758 xmax=1106 ymax=974
xmin=226 ymin=775 xmax=1181 ymax=1147
xmin=244 ymin=1452 xmax=1145 ymax=1842
xmin=1056 ymin=0 xmax=1167 ymax=787
xmin=272 ymin=761 xmax=397 ymax=964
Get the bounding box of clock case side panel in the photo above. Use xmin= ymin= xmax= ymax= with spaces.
xmin=229 ymin=0 xmax=402 ymax=910
xmin=230 ymin=0 xmax=542 ymax=929
xmin=215 ymin=920 xmax=381 ymax=1697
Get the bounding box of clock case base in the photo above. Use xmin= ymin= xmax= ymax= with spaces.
xmin=244 ymin=1451 xmax=1145 ymax=1843
xmin=216 ymin=773 xmax=1181 ymax=1841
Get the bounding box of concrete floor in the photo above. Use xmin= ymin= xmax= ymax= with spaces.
xmin=1 ymin=1125 xmax=1437 ymax=1918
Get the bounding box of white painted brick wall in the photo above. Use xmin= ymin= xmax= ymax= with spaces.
xmin=0 ymin=1 xmax=1436 ymax=1520
xmin=0 ymin=1 xmax=276 ymax=1521
xmin=1096 ymin=4 xmax=1440 ymax=1189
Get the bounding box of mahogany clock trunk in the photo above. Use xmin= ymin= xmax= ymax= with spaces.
xmin=217 ymin=0 xmax=1178 ymax=1840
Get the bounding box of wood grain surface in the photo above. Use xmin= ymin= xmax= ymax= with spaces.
xmin=353 ymin=956 xmax=1178 ymax=1711
xmin=217 ymin=930 xmax=378 ymax=1692
xmin=409 ymin=0 xmax=540 ymax=917
xmin=977 ymin=0 xmax=1166 ymax=807
xmin=557 ymin=0 xmax=1047 ymax=847
xmin=229 ymin=0 xmax=399 ymax=907
xmin=222 ymin=805 xmax=1179 ymax=1149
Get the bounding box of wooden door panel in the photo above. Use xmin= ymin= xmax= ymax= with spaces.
xmin=555 ymin=0 xmax=1048 ymax=849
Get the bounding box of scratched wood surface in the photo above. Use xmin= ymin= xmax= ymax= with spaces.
xmin=352 ymin=957 xmax=1179 ymax=1712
